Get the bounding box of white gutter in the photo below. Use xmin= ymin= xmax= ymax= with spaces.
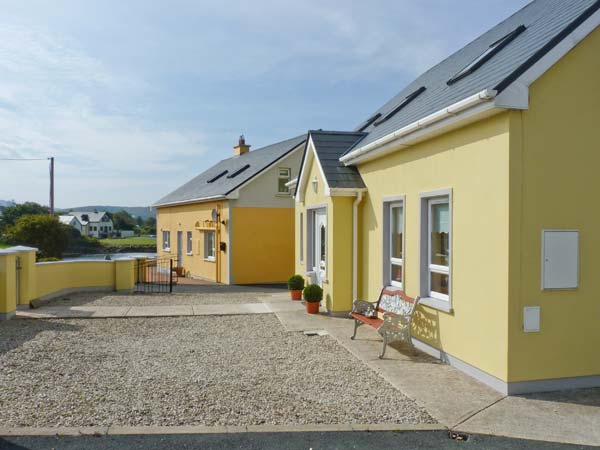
xmin=285 ymin=177 xmax=298 ymax=188
xmin=352 ymin=191 xmax=364 ymax=301
xmin=340 ymin=89 xmax=497 ymax=165
xmin=153 ymin=195 xmax=227 ymax=209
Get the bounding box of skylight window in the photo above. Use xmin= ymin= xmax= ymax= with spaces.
xmin=374 ymin=86 xmax=427 ymax=127
xmin=206 ymin=170 xmax=228 ymax=183
xmin=447 ymin=25 xmax=526 ymax=86
xmin=227 ymin=164 xmax=250 ymax=178
xmin=357 ymin=113 xmax=382 ymax=132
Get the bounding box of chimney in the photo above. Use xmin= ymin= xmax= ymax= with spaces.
xmin=234 ymin=135 xmax=251 ymax=156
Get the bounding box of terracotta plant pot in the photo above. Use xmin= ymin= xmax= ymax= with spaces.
xmin=306 ymin=301 xmax=320 ymax=314
xmin=290 ymin=290 xmax=302 ymax=301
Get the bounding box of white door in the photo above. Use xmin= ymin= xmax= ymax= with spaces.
xmin=313 ymin=209 xmax=327 ymax=286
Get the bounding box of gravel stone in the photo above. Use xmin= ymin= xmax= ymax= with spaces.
xmin=0 ymin=315 xmax=435 ymax=427
xmin=43 ymin=292 xmax=267 ymax=307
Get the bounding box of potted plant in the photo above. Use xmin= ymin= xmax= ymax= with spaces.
xmin=287 ymin=274 xmax=305 ymax=301
xmin=303 ymin=284 xmax=323 ymax=314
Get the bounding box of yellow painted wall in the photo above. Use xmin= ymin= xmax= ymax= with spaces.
xmin=0 ymin=253 xmax=17 ymax=315
xmin=230 ymin=207 xmax=294 ymax=284
xmin=156 ymin=201 xmax=230 ymax=283
xmin=35 ymin=261 xmax=116 ymax=299
xmin=294 ymin=150 xmax=355 ymax=312
xmin=507 ymin=26 xmax=600 ymax=382
xmin=357 ymin=113 xmax=511 ymax=381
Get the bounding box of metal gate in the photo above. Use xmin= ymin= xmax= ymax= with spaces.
xmin=134 ymin=257 xmax=175 ymax=293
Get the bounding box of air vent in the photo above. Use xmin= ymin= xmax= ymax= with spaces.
xmin=207 ymin=170 xmax=228 ymax=183
xmin=227 ymin=164 xmax=250 ymax=178
xmin=374 ymin=86 xmax=426 ymax=127
xmin=447 ymin=25 xmax=526 ymax=86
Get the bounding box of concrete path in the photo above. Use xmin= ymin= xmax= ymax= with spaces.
xmin=16 ymin=295 xmax=304 ymax=319
xmin=271 ymin=304 xmax=600 ymax=447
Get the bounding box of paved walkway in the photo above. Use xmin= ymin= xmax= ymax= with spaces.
xmin=13 ymin=290 xmax=600 ymax=447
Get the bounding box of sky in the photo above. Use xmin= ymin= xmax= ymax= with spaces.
xmin=0 ymin=0 xmax=530 ymax=208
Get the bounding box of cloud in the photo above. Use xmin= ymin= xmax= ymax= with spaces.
xmin=0 ymin=20 xmax=206 ymax=206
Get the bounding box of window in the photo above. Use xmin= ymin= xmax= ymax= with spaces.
xmin=278 ymin=168 xmax=291 ymax=194
xmin=374 ymin=86 xmax=426 ymax=126
xmin=187 ymin=231 xmax=193 ymax=255
xmin=427 ymin=198 xmax=450 ymax=301
xmin=389 ymin=203 xmax=404 ymax=288
xmin=162 ymin=230 xmax=170 ymax=250
xmin=204 ymin=231 xmax=216 ymax=261
xmin=299 ymin=212 xmax=304 ymax=262
xmin=447 ymin=25 xmax=526 ymax=85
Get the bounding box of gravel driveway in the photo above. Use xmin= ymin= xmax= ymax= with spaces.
xmin=0 ymin=315 xmax=434 ymax=427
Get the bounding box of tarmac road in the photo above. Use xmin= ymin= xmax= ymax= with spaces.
xmin=0 ymin=431 xmax=595 ymax=450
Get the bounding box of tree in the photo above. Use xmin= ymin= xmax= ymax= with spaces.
xmin=112 ymin=210 xmax=136 ymax=231
xmin=140 ymin=216 xmax=156 ymax=235
xmin=0 ymin=202 xmax=49 ymax=231
xmin=6 ymin=215 xmax=70 ymax=259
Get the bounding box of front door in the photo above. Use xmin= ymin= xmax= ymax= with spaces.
xmin=313 ymin=209 xmax=326 ymax=286
xmin=177 ymin=231 xmax=183 ymax=267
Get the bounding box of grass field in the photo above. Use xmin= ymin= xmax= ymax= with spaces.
xmin=100 ymin=236 xmax=156 ymax=247
xmin=0 ymin=243 xmax=11 ymax=249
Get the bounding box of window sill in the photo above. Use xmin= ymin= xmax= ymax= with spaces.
xmin=204 ymin=257 xmax=216 ymax=263
xmin=420 ymin=297 xmax=453 ymax=314
xmin=163 ymin=248 xmax=171 ymax=253
xmin=186 ymin=252 xmax=193 ymax=256
xmin=276 ymin=193 xmax=292 ymax=197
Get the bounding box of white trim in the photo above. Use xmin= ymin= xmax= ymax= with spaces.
xmin=285 ymin=177 xmax=298 ymax=188
xmin=154 ymin=195 xmax=227 ymax=208
xmin=329 ymin=187 xmax=368 ymax=197
xmin=341 ymin=90 xmax=498 ymax=165
xmin=296 ymin=136 xmax=330 ymax=202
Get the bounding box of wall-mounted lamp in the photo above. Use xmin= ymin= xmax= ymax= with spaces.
xmin=312 ymin=176 xmax=318 ymax=194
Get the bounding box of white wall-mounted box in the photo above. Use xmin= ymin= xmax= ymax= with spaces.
xmin=524 ymin=306 xmax=541 ymax=332
xmin=542 ymin=230 xmax=579 ymax=290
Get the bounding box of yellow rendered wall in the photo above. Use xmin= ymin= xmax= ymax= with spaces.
xmin=357 ymin=113 xmax=511 ymax=381
xmin=35 ymin=261 xmax=116 ymax=299
xmin=295 ymin=154 xmax=334 ymax=309
xmin=230 ymin=207 xmax=294 ymax=284
xmin=0 ymin=253 xmax=17 ymax=315
xmin=294 ymin=152 xmax=354 ymax=312
xmin=156 ymin=201 xmax=230 ymax=283
xmin=507 ymin=26 xmax=600 ymax=382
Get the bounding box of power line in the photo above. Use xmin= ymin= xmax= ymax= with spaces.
xmin=0 ymin=158 xmax=49 ymax=161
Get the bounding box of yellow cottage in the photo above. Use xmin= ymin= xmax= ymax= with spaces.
xmin=154 ymin=135 xmax=305 ymax=284
xmin=294 ymin=0 xmax=600 ymax=394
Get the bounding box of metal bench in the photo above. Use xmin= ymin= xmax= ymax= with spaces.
xmin=350 ymin=288 xmax=420 ymax=359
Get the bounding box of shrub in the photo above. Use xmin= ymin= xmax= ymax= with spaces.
xmin=303 ymin=284 xmax=323 ymax=303
xmin=287 ymin=274 xmax=305 ymax=291
xmin=38 ymin=257 xmax=61 ymax=262
xmin=5 ymin=215 xmax=70 ymax=259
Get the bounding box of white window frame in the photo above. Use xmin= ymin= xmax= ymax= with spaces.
xmin=186 ymin=231 xmax=193 ymax=256
xmin=428 ymin=198 xmax=450 ymax=301
xmin=419 ymin=189 xmax=452 ymax=313
xmin=277 ymin=167 xmax=292 ymax=195
xmin=204 ymin=230 xmax=216 ymax=261
xmin=382 ymin=196 xmax=406 ymax=289
xmin=162 ymin=230 xmax=171 ymax=251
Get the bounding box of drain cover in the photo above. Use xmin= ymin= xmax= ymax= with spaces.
xmin=303 ymin=330 xmax=329 ymax=336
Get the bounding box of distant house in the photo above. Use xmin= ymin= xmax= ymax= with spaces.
xmin=69 ymin=211 xmax=113 ymax=239
xmin=58 ymin=215 xmax=83 ymax=234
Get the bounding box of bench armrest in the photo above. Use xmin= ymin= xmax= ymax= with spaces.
xmin=351 ymin=299 xmax=378 ymax=318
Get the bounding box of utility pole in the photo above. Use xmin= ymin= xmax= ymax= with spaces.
xmin=49 ymin=157 xmax=54 ymax=215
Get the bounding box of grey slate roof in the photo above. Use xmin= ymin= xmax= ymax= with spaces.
xmin=352 ymin=0 xmax=600 ymax=150
xmin=69 ymin=211 xmax=110 ymax=225
xmin=154 ymin=135 xmax=306 ymax=206
xmin=308 ymin=131 xmax=366 ymax=189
